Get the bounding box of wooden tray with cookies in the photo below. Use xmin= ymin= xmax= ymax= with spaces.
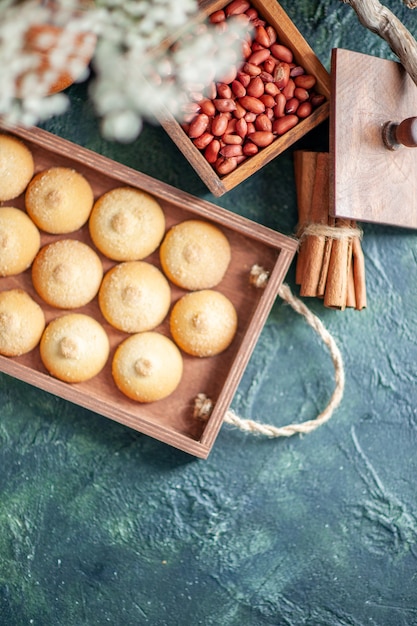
xmin=0 ymin=123 xmax=297 ymax=458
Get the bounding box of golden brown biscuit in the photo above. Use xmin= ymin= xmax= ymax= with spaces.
xmin=170 ymin=289 xmax=238 ymax=357
xmin=112 ymin=331 xmax=183 ymax=402
xmin=98 ymin=261 xmax=171 ymax=333
xmin=32 ymin=239 xmax=103 ymax=309
xmin=159 ymin=219 xmax=231 ymax=290
xmin=0 ymin=207 xmax=41 ymax=276
xmin=89 ymin=186 xmax=166 ymax=261
xmin=25 ymin=167 xmax=94 ymax=234
xmin=40 ymin=313 xmax=110 ymax=383
xmin=0 ymin=289 xmax=45 ymax=356
xmin=0 ymin=135 xmax=34 ymax=201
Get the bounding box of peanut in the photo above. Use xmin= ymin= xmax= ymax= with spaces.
xmin=236 ymin=118 xmax=248 ymax=137
xmin=259 ymin=93 xmax=275 ymax=108
xmin=266 ymin=25 xmax=277 ymax=45
xmin=285 ymin=97 xmax=299 ymax=115
xmin=246 ymin=76 xmax=264 ymax=98
xmin=181 ymin=0 xmax=327 ymax=176
xmin=243 ymin=142 xmax=259 ymax=156
xmin=215 ymin=156 xmax=238 ymax=175
xmin=225 ymin=0 xmax=250 ymax=16
xmin=247 ymin=48 xmax=270 ymax=66
xmin=231 ymin=79 xmax=246 ymax=98
xmin=294 ymin=74 xmax=316 ymax=90
xmin=297 ymin=101 xmax=313 ymax=119
xmin=225 ymin=118 xmax=237 ymax=134
xmin=234 ymin=102 xmax=247 ymax=119
xmin=274 ymin=62 xmax=290 ymax=90
xmin=246 ymin=121 xmax=256 ymax=135
xmin=199 ymin=99 xmax=216 ymax=116
xmin=290 ymin=65 xmax=305 ymax=78
xmin=209 ymin=10 xmax=225 ymax=24
xmin=294 ymin=87 xmax=309 ymax=102
xmin=204 ymin=139 xmax=221 ymax=163
xmin=270 ymin=43 xmax=293 ymax=64
xmin=242 ymin=40 xmax=252 ymax=59
xmin=263 ymin=58 xmax=276 ymax=75
xmin=310 ymin=93 xmax=326 ymax=107
xmin=248 ymin=131 xmax=274 ymax=147
xmin=273 ymin=93 xmax=286 ymax=118
xmin=255 ymin=113 xmax=272 ymax=132
xmin=282 ymin=78 xmax=295 ymax=99
xmin=238 ymin=95 xmax=265 ymax=114
xmin=246 ymin=7 xmax=258 ymax=21
xmin=217 ymin=83 xmax=232 ymax=99
xmin=244 ymin=111 xmax=256 ymax=123
xmin=188 ymin=113 xmax=209 ymax=138
xmin=193 ymin=132 xmax=214 ymax=149
xmin=259 ymin=71 xmax=274 ymax=83
xmin=264 ymin=82 xmax=279 ymax=97
xmin=236 ymin=71 xmax=251 ymax=87
xmin=255 ymin=25 xmax=270 ymax=48
xmin=272 ymin=115 xmax=298 ymax=135
xmin=223 ymin=133 xmax=243 ymax=145
xmin=220 ymin=144 xmax=243 ymax=157
xmin=213 ymin=98 xmax=236 ymax=113
xmin=211 ymin=114 xmax=229 ymax=136
xmin=242 ymin=62 xmax=261 ymax=77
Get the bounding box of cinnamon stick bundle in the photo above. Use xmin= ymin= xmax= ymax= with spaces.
xmin=294 ymin=150 xmax=367 ymax=310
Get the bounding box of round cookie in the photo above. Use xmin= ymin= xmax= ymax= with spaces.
xmin=89 ymin=186 xmax=166 ymax=261
xmin=98 ymin=261 xmax=171 ymax=334
xmin=40 ymin=313 xmax=110 ymax=383
xmin=25 ymin=167 xmax=94 ymax=234
xmin=0 ymin=289 xmax=45 ymax=356
xmin=112 ymin=331 xmax=183 ymax=402
xmin=32 ymin=239 xmax=103 ymax=309
xmin=170 ymin=289 xmax=238 ymax=357
xmin=0 ymin=207 xmax=41 ymax=276
xmin=0 ymin=135 xmax=34 ymax=201
xmin=159 ymin=219 xmax=231 ymax=290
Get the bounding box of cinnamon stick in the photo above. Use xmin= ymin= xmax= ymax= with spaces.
xmin=346 ymin=255 xmax=356 ymax=308
xmin=294 ymin=150 xmax=367 ymax=310
xmin=323 ymin=218 xmax=352 ymax=310
xmin=316 ymin=215 xmax=334 ymax=298
xmin=299 ymin=152 xmax=330 ymax=297
xmin=293 ymin=151 xmax=318 ymax=285
xmin=351 ymin=226 xmax=367 ymax=310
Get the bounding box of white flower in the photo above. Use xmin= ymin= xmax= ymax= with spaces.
xmin=0 ymin=0 xmax=247 ymax=142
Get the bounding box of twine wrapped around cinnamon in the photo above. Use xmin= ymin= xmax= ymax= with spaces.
xmin=294 ymin=151 xmax=367 ymax=311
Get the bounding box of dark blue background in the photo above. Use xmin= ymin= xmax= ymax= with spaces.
xmin=1 ymin=2 xmax=417 ymax=624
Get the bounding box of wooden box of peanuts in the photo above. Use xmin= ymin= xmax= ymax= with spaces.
xmin=0 ymin=123 xmax=297 ymax=458
xmin=156 ymin=0 xmax=331 ymax=196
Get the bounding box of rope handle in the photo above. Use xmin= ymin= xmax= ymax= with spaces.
xmin=223 ymin=283 xmax=345 ymax=437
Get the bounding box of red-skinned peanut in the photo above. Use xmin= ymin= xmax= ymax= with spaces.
xmin=188 ymin=113 xmax=209 ymax=138
xmin=204 ymin=139 xmax=221 ymax=163
xmin=248 ymin=131 xmax=274 ymax=147
xmin=297 ymin=101 xmax=313 ymax=118
xmin=273 ymin=115 xmax=298 ymax=135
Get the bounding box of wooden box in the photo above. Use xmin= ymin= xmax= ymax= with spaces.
xmin=0 ymin=124 xmax=297 ymax=458
xmin=158 ymin=0 xmax=331 ymax=196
